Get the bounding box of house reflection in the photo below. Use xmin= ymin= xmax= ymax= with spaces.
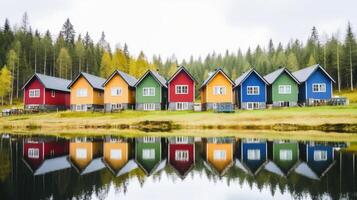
xmin=168 ymin=136 xmax=195 ymax=179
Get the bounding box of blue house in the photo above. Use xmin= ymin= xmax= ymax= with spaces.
xmin=238 ymin=139 xmax=268 ymax=175
xmin=234 ymin=68 xmax=269 ymax=110
xmin=294 ymin=142 xmax=335 ymax=180
xmin=292 ymin=64 xmax=335 ymax=105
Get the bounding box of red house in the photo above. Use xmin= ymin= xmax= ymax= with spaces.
xmin=167 ymin=66 xmax=196 ymax=110
xmin=22 ymin=73 xmax=71 ymax=110
xmin=22 ymin=137 xmax=70 ymax=176
xmin=168 ymin=136 xmax=195 ymax=178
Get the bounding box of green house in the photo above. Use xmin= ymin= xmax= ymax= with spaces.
xmin=135 ymin=70 xmax=168 ymax=110
xmin=135 ymin=137 xmax=165 ymax=175
xmin=264 ymin=67 xmax=300 ymax=107
xmin=265 ymin=141 xmax=300 ymax=177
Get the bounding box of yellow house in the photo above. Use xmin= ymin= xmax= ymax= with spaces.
xmin=68 ymin=72 xmax=106 ymax=111
xmin=69 ymin=138 xmax=104 ymax=175
xmin=102 ymin=138 xmax=137 ymax=176
xmin=200 ymin=68 xmax=235 ymax=111
xmin=204 ymin=137 xmax=234 ymax=176
xmin=103 ymin=70 xmax=137 ymax=112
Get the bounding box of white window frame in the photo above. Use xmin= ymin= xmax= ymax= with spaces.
xmin=143 ymin=103 xmax=155 ymax=111
xmin=312 ymin=83 xmax=326 ymax=93
xmin=314 ymin=150 xmax=328 ymax=161
xmin=51 ymin=90 xmax=56 ymax=97
xmin=28 ymin=148 xmax=39 ymax=159
xmin=279 ymin=101 xmax=290 ymax=107
xmin=175 ymin=85 xmax=188 ymax=94
xmin=213 ymin=86 xmax=226 ymax=95
xmin=247 ymin=102 xmax=260 ymax=110
xmin=143 ymin=136 xmax=155 ymax=143
xmin=29 ymin=89 xmax=40 ymax=98
xmin=213 ymin=150 xmax=227 ymax=160
xmin=143 ymin=87 xmax=155 ymax=96
xmin=110 ymin=149 xmax=122 ymax=160
xmin=75 ymin=104 xmax=87 ymax=112
xmin=247 ymin=149 xmax=261 ymax=160
xmin=76 ymin=88 xmax=88 ymax=97
xmin=142 ymin=149 xmax=155 ymax=160
xmin=175 ymin=136 xmax=189 ymax=144
xmin=76 ymin=148 xmax=87 ymax=159
xmin=279 ymin=149 xmax=293 ymax=161
xmin=176 ymin=102 xmax=189 ymax=110
xmin=111 ymin=87 xmax=122 ymax=96
xmin=175 ymin=150 xmax=189 ymax=161
xmin=278 ymin=85 xmax=291 ymax=94
xmin=247 ymin=86 xmax=260 ymax=95
xmin=111 ymin=103 xmax=123 ymax=110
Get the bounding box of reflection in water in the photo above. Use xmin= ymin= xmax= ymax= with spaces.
xmin=0 ymin=134 xmax=356 ymax=200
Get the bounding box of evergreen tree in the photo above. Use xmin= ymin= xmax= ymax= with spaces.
xmin=60 ymin=18 xmax=75 ymax=45
xmin=286 ymin=52 xmax=299 ymax=71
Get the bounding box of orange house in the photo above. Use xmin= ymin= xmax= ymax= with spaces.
xmin=68 ymin=72 xmax=106 ymax=111
xmin=204 ymin=137 xmax=234 ymax=176
xmin=103 ymin=70 xmax=137 ymax=112
xmin=69 ymin=138 xmax=104 ymax=175
xmin=102 ymin=137 xmax=137 ymax=176
xmin=200 ymin=68 xmax=235 ymax=111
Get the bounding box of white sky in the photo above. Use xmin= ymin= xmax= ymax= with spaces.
xmin=0 ymin=0 xmax=356 ymax=61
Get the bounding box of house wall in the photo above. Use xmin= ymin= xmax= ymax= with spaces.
xmin=169 ymin=144 xmax=194 ymax=175
xmin=206 ymin=143 xmax=233 ymax=173
xmin=23 ymin=143 xmax=44 ymax=169
xmin=271 ymin=72 xmax=299 ymax=103
xmin=307 ymin=145 xmax=334 ymax=176
xmin=69 ymin=142 xmax=93 ymax=171
xmin=242 ymin=142 xmax=267 ymax=174
xmin=104 ymin=74 xmax=132 ymax=104
xmin=103 ymin=142 xmax=128 ymax=171
xmin=136 ymin=74 xmax=161 ymax=103
xmin=168 ymin=71 xmax=195 ymax=103
xmin=24 ymin=78 xmax=44 ymax=105
xmin=70 ymin=76 xmax=104 ymax=106
xmin=44 ymin=89 xmax=70 ymax=107
xmin=239 ymin=72 xmax=266 ymax=103
xmin=306 ymin=68 xmax=332 ymax=100
xmin=205 ymin=72 xmax=233 ymax=103
xmin=135 ymin=142 xmax=161 ymax=174
xmin=273 ymin=143 xmax=299 ymax=172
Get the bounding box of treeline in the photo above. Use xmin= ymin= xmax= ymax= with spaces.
xmin=0 ymin=13 xmax=356 ymax=105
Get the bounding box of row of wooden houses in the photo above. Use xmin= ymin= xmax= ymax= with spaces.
xmin=22 ymin=64 xmax=335 ymax=111
xmin=22 ymin=136 xmax=338 ymax=180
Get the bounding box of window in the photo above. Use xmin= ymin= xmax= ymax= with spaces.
xmin=77 ymin=88 xmax=88 ymax=97
xmin=143 ymin=136 xmax=155 ymax=143
xmin=278 ymin=85 xmax=291 ymax=94
xmin=111 ymin=87 xmax=122 ymax=96
xmin=143 ymin=103 xmax=155 ymax=111
xmin=176 ymin=102 xmax=188 ymax=110
xmin=110 ymin=149 xmax=122 ymax=160
xmin=143 ymin=87 xmax=155 ymax=96
xmin=51 ymin=90 xmax=56 ymax=97
xmin=279 ymin=101 xmax=290 ymax=107
xmin=247 ymin=149 xmax=261 ymax=160
xmin=279 ymin=150 xmax=293 ymax=161
xmin=76 ymin=148 xmax=87 ymax=159
xmin=142 ymin=149 xmax=155 ymax=160
xmin=213 ymin=150 xmax=226 ymax=160
xmin=29 ymin=89 xmax=40 ymax=98
xmin=314 ymin=150 xmax=328 ymax=161
xmin=112 ymin=104 xmax=122 ymax=110
xmin=75 ymin=105 xmax=87 ymax=111
xmin=175 ymin=136 xmax=188 ymax=144
xmin=175 ymin=85 xmax=188 ymax=94
xmin=247 ymin=102 xmax=259 ymax=110
xmin=247 ymin=86 xmax=259 ymax=95
xmin=312 ymin=83 xmax=326 ymax=92
xmin=28 ymin=148 xmax=39 ymax=158
xmin=175 ymin=150 xmax=189 ymax=161
xmin=213 ymin=86 xmax=226 ymax=95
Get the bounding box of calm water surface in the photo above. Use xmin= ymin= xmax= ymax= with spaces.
xmin=0 ymin=134 xmax=356 ymax=200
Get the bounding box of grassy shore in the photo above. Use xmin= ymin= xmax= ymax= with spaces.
xmin=0 ymin=104 xmax=356 ymax=132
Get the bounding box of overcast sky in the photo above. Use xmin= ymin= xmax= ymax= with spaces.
xmin=0 ymin=0 xmax=356 ymax=61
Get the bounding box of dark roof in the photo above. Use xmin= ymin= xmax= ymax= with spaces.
xmin=103 ymin=70 xmax=137 ymax=87
xmin=68 ymin=72 xmax=106 ymax=90
xmin=234 ymin=68 xmax=269 ymax=88
xmin=264 ymin=67 xmax=300 ymax=85
xmin=167 ymin=66 xmax=197 ymax=83
xmin=200 ymin=68 xmax=235 ymax=90
xmin=134 ymin=70 xmax=167 ymax=88
xmin=22 ymin=73 xmax=71 ymax=92
xmin=292 ymin=64 xmax=336 ymax=83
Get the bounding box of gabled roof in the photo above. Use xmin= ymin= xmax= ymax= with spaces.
xmin=203 ymin=160 xmax=233 ymax=177
xmin=103 ymin=159 xmax=138 ymax=177
xmin=135 ymin=159 xmax=166 ymax=176
xmin=294 ymin=161 xmax=336 ymax=180
xmin=68 ymin=72 xmax=106 ymax=90
xmin=22 ymin=156 xmax=72 ymax=175
xmin=200 ymin=68 xmax=235 ymax=90
xmin=22 ymin=73 xmax=71 ymax=92
xmin=134 ymin=70 xmax=167 ymax=88
xmin=264 ymin=67 xmax=300 ymax=85
xmin=102 ymin=69 xmax=137 ymax=87
xmin=167 ymin=66 xmax=197 ymax=84
xmin=264 ymin=160 xmax=300 ymax=178
xmin=234 ymin=68 xmax=269 ymax=88
xmin=70 ymin=157 xmax=106 ymax=175
xmin=168 ymin=162 xmax=195 ymax=179
xmin=292 ymin=64 xmax=336 ymax=83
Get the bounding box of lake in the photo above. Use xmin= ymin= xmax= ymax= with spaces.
xmin=0 ymin=134 xmax=356 ymax=200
